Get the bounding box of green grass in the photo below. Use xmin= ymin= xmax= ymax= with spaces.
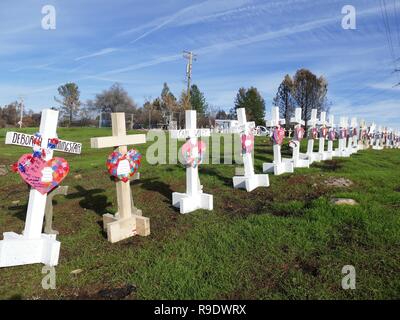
xmin=0 ymin=127 xmax=399 ymax=299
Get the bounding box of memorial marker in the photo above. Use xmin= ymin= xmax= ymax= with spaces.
xmin=263 ymin=106 xmax=294 ymax=175
xmin=0 ymin=109 xmax=80 ymax=267
xmin=289 ymin=108 xmax=310 ymax=168
xmin=170 ymin=110 xmax=213 ymax=214
xmin=90 ymin=113 xmax=150 ymax=243
xmin=232 ymin=108 xmax=269 ymax=191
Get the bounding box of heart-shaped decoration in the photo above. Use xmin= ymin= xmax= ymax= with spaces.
xmin=272 ymin=127 xmax=285 ymax=145
xmin=241 ymin=133 xmax=254 ymax=154
xmin=311 ymin=127 xmax=319 ymax=139
xmin=321 ymin=127 xmax=328 ymax=138
xmin=295 ymin=127 xmax=305 ymax=141
xmin=106 ymin=149 xmax=142 ymax=182
xmin=181 ymin=139 xmax=206 ymax=168
xmin=17 ymin=154 xmax=69 ymax=195
xmin=340 ymin=129 xmax=348 ymax=139
xmin=328 ymin=130 xmax=336 ymax=141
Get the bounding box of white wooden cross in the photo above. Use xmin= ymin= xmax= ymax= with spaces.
xmin=347 ymin=117 xmax=358 ymax=154
xmin=90 ymin=113 xmax=150 ymax=243
xmin=317 ymin=111 xmax=332 ymax=160
xmin=290 ymin=108 xmax=310 ymax=168
xmin=326 ymin=114 xmax=337 ymax=156
xmin=336 ymin=116 xmax=351 ymax=157
xmin=305 ymin=109 xmax=322 ymax=163
xmin=232 ymin=108 xmax=269 ymax=191
xmin=373 ymin=125 xmax=384 ymax=150
xmin=262 ymin=106 xmax=294 ymax=175
xmin=0 ymin=109 xmax=81 ymax=267
xmin=358 ymin=119 xmax=368 ymax=150
xmin=386 ymin=127 xmax=393 ymax=148
xmin=170 ymin=110 xmax=213 ymax=214
xmin=368 ymin=122 xmax=376 ymax=147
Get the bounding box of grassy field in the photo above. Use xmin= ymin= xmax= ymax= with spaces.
xmin=0 ymin=127 xmax=399 ymax=300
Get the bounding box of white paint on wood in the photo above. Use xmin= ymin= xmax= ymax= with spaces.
xmin=233 ymin=108 xmax=269 ymax=191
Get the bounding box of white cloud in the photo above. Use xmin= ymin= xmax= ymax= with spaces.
xmin=75 ymin=48 xmax=118 ymax=61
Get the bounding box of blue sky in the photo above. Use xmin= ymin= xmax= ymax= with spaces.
xmin=1 ymin=0 xmax=399 ymax=128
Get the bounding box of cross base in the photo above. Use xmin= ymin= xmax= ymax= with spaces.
xmin=334 ymin=149 xmax=351 ymax=157
xmin=301 ymin=152 xmax=322 ymax=164
xmin=232 ymin=174 xmax=269 ymax=192
xmin=318 ymin=151 xmax=333 ymax=161
xmin=372 ymin=145 xmax=384 ymax=150
xmin=172 ymin=192 xmax=213 ymax=214
xmin=263 ymin=159 xmax=294 ymax=175
xmin=0 ymin=232 xmax=60 ymax=267
xmin=293 ymin=156 xmax=310 ymax=168
xmin=103 ymin=212 xmax=150 ymax=243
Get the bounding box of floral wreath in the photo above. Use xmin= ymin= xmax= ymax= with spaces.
xmin=182 ymin=139 xmax=206 ymax=168
xmin=106 ymin=149 xmax=142 ymax=183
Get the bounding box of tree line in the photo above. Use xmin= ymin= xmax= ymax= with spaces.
xmin=0 ymin=68 xmax=329 ymax=129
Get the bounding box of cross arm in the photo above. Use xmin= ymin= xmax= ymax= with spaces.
xmin=91 ymin=134 xmax=146 ymax=149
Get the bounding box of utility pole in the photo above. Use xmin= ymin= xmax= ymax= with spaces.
xmin=17 ymin=96 xmax=24 ymax=128
xmin=183 ymin=50 xmax=197 ymax=109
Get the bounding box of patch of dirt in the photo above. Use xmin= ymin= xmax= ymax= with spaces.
xmin=394 ymin=186 xmax=400 ymax=193
xmin=219 ymin=175 xmax=330 ymax=218
xmin=314 ymin=160 xmax=343 ymax=172
xmin=324 ymin=177 xmax=353 ymax=188
xmin=64 ymin=284 xmax=137 ymax=300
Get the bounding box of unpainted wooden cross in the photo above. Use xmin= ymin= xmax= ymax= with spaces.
xmin=90 ymin=113 xmax=150 ymax=243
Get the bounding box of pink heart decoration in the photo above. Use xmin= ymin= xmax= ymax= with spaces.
xmin=17 ymin=154 xmax=70 ymax=195
xmin=241 ymin=133 xmax=254 ymax=154
xmin=273 ymin=127 xmax=285 ymax=145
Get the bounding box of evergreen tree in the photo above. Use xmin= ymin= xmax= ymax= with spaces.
xmin=190 ymin=84 xmax=208 ymax=114
xmin=234 ymin=87 xmax=265 ymax=125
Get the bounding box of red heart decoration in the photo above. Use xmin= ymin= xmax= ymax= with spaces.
xmin=17 ymin=154 xmax=70 ymax=195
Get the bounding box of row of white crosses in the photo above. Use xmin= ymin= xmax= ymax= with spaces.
xmin=261 ymin=105 xmax=400 ymax=178
xmin=2 ymin=107 xmax=398 ymax=268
